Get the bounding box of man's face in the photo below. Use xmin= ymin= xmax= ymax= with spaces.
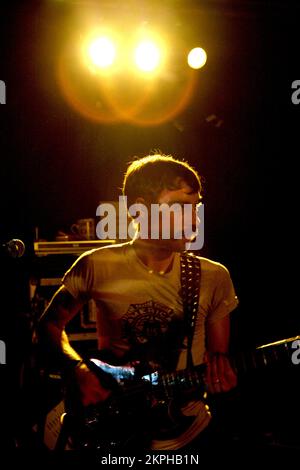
xmin=156 ymin=180 xmax=201 ymax=250
xmin=133 ymin=179 xmax=201 ymax=251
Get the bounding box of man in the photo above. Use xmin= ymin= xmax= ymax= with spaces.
xmin=38 ymin=153 xmax=238 ymax=451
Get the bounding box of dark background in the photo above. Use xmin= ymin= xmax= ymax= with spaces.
xmin=0 ymin=0 xmax=299 ymax=452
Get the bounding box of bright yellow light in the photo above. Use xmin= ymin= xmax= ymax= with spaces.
xmin=88 ymin=37 xmax=116 ymax=68
xmin=134 ymin=40 xmax=161 ymax=72
xmin=187 ymin=47 xmax=207 ymax=69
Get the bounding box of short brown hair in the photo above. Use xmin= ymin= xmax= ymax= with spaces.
xmin=122 ymin=153 xmax=202 ymax=207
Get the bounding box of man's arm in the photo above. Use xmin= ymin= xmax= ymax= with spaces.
xmin=38 ymin=285 xmax=84 ymax=364
xmin=38 ymin=286 xmax=111 ymax=405
xmin=205 ymin=316 xmax=237 ymax=394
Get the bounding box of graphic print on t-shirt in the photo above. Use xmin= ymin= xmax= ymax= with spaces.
xmin=121 ymin=300 xmax=185 ymax=369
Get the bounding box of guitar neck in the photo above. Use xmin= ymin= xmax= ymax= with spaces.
xmin=149 ymin=336 xmax=299 ymax=395
xmin=89 ymin=335 xmax=299 ymax=398
xmin=231 ymin=337 xmax=298 ymax=375
xmin=145 ymin=364 xmax=206 ymax=397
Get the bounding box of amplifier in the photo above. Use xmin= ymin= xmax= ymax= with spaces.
xmin=34 ymin=239 xmax=115 ymax=256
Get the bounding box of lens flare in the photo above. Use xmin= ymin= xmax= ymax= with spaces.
xmin=88 ymin=37 xmax=116 ymax=68
xmin=187 ymin=47 xmax=207 ymax=69
xmin=134 ymin=40 xmax=161 ymax=72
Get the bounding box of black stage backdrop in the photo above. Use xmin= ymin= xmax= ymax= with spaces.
xmin=0 ymin=0 xmax=299 ymax=455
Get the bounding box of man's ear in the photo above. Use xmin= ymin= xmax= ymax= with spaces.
xmin=134 ymin=197 xmax=148 ymax=216
xmin=129 ymin=197 xmax=148 ymax=220
xmin=135 ymin=197 xmax=146 ymax=205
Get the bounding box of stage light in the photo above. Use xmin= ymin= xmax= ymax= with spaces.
xmin=88 ymin=37 xmax=116 ymax=68
xmin=134 ymin=40 xmax=161 ymax=72
xmin=187 ymin=47 xmax=207 ymax=69
xmin=60 ymin=24 xmax=200 ymax=125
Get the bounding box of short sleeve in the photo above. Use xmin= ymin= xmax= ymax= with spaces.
xmin=62 ymin=251 xmax=94 ymax=301
xmin=207 ymin=264 xmax=239 ymax=323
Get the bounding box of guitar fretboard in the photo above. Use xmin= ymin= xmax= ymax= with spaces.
xmin=90 ymin=335 xmax=299 ymax=398
xmin=231 ymin=337 xmax=299 ymax=375
xmin=143 ymin=364 xmax=206 ymax=398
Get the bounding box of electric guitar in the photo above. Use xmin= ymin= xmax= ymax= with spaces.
xmin=64 ymin=335 xmax=300 ymax=451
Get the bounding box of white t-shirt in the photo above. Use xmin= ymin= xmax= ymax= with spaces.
xmin=62 ymin=241 xmax=238 ymax=449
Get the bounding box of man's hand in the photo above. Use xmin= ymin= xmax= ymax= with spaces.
xmin=74 ymin=362 xmax=112 ymax=406
xmin=204 ymin=352 xmax=237 ymax=394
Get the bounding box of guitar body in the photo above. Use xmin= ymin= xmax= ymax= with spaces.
xmin=64 ymin=359 xmax=206 ymax=450
xmin=63 ymin=335 xmax=300 ymax=451
xmin=69 ymin=388 xmax=151 ymax=451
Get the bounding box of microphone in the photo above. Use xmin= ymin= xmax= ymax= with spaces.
xmin=1 ymin=239 xmax=25 ymax=258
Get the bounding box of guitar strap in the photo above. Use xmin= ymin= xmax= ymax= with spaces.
xmin=180 ymin=251 xmax=201 ymax=368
